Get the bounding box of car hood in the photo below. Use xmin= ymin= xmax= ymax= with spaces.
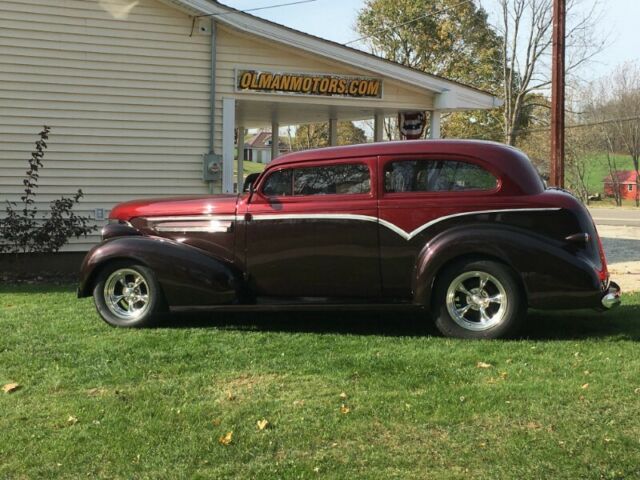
xmin=109 ymin=194 xmax=239 ymax=221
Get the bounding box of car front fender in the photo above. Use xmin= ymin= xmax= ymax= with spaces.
xmin=78 ymin=236 xmax=241 ymax=306
xmin=413 ymin=224 xmax=603 ymax=310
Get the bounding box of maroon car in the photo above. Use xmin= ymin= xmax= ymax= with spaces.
xmin=78 ymin=140 xmax=620 ymax=339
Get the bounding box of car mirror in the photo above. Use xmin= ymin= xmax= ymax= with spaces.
xmin=243 ymin=173 xmax=260 ymax=193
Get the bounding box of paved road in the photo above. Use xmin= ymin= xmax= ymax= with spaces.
xmin=588 ymin=208 xmax=640 ymax=227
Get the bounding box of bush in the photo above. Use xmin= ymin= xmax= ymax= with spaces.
xmin=0 ymin=126 xmax=97 ymax=253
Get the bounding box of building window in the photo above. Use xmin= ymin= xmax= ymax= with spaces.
xmin=628 ymin=184 xmax=634 ymax=192
xmin=384 ymin=159 xmax=497 ymax=193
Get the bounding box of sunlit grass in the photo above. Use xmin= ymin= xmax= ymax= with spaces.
xmin=1 ymin=285 xmax=639 ymax=479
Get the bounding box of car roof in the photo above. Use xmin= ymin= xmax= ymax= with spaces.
xmin=270 ymin=140 xmax=517 ymax=166
xmin=266 ymin=140 xmax=544 ymax=196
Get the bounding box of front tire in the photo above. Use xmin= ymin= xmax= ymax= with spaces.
xmin=93 ymin=261 xmax=163 ymax=328
xmin=432 ymin=259 xmax=525 ymax=339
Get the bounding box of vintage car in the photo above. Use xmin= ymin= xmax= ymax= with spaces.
xmin=78 ymin=140 xmax=620 ymax=339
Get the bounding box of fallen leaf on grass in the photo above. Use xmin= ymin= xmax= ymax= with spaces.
xmin=634 ymin=387 xmax=640 ymax=394
xmin=3 ymin=383 xmax=20 ymax=393
xmin=526 ymin=421 xmax=542 ymax=430
xmin=211 ymin=418 xmax=222 ymax=426
xmin=86 ymin=387 xmax=107 ymax=397
xmin=218 ymin=431 xmax=233 ymax=446
xmin=293 ymin=399 xmax=305 ymax=407
xmin=256 ymin=419 xmax=269 ymax=430
xmin=67 ymin=415 xmax=78 ymax=425
xmin=477 ymin=362 xmax=492 ymax=369
xmin=226 ymin=391 xmax=236 ymax=401
xmin=581 ymin=383 xmax=590 ymax=389
xmin=339 ymin=392 xmax=348 ymax=399
xmin=340 ymin=404 xmax=350 ymax=414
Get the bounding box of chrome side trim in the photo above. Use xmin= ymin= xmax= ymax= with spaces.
xmin=381 ymin=207 xmax=562 ymax=240
xmin=147 ymin=215 xmax=234 ymax=233
xmin=252 ymin=208 xmax=562 ymax=240
xmin=143 ymin=208 xmax=561 ymax=238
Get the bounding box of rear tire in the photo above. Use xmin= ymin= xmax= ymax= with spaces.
xmin=93 ymin=261 xmax=164 ymax=328
xmin=432 ymin=259 xmax=525 ymax=339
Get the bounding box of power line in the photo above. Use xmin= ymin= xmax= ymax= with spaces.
xmin=344 ymin=0 xmax=474 ymax=46
xmin=512 ymin=115 xmax=640 ymax=136
xmin=194 ymin=0 xmax=319 ymax=18
xmin=190 ymin=0 xmax=319 ymax=35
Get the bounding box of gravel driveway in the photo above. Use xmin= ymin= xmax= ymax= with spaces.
xmin=598 ymin=225 xmax=640 ymax=292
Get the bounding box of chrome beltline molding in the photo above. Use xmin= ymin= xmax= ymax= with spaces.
xmin=145 ymin=208 xmax=561 ymax=240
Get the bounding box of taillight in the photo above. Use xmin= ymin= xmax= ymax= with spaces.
xmin=593 ymin=226 xmax=609 ymax=284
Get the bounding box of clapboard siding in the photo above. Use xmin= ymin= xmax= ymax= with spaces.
xmin=0 ymin=0 xmax=211 ymax=252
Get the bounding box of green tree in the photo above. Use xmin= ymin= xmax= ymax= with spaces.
xmin=356 ymin=0 xmax=503 ymax=140
xmin=293 ymin=121 xmax=367 ymax=149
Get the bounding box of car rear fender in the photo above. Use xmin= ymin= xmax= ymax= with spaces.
xmin=413 ymin=224 xmax=602 ymax=309
xmin=78 ymin=236 xmax=241 ymax=306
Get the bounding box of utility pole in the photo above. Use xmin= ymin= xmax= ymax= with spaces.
xmin=550 ymin=0 xmax=566 ymax=187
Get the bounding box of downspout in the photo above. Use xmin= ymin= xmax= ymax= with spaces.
xmin=209 ymin=18 xmax=216 ymax=157
xmin=203 ymin=18 xmax=222 ymax=193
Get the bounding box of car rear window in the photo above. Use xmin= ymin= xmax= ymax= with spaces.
xmin=263 ymin=163 xmax=370 ymax=196
xmin=384 ymin=159 xmax=497 ymax=193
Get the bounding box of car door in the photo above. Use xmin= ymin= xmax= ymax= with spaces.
xmin=377 ymin=154 xmax=500 ymax=298
xmin=244 ymin=157 xmax=380 ymax=298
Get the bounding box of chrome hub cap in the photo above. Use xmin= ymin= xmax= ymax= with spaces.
xmin=446 ymin=271 xmax=507 ymax=331
xmin=104 ymin=269 xmax=151 ymax=321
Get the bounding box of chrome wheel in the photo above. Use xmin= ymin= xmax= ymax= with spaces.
xmin=445 ymin=271 xmax=508 ymax=332
xmin=103 ymin=268 xmax=151 ymax=321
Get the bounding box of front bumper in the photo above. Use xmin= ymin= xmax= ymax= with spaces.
xmin=600 ymin=281 xmax=621 ymax=310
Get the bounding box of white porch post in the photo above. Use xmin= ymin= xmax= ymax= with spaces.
xmin=271 ymin=120 xmax=279 ymax=161
xmin=329 ymin=117 xmax=338 ymax=146
xmin=374 ymin=113 xmax=384 ymax=142
xmin=429 ymin=110 xmax=441 ymax=139
xmin=237 ymin=125 xmax=245 ymax=192
xmin=222 ymin=97 xmax=235 ymax=193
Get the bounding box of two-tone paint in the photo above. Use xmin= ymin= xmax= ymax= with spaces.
xmin=78 ymin=140 xmax=617 ymax=312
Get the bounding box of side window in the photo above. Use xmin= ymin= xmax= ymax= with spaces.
xmin=384 ymin=160 xmax=496 ymax=193
xmin=262 ymin=169 xmax=292 ymax=196
xmin=293 ymin=164 xmax=370 ymax=196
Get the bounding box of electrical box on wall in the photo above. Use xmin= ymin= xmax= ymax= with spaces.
xmin=196 ymin=18 xmax=212 ymax=35
xmin=203 ymin=152 xmax=223 ymax=181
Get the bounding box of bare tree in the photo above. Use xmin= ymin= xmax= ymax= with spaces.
xmin=494 ymin=0 xmax=606 ymax=146
xmin=581 ymin=80 xmax=623 ymax=206
xmin=609 ymin=63 xmax=640 ymax=206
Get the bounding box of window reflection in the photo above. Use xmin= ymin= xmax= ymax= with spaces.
xmin=385 ymin=160 xmax=496 ymax=193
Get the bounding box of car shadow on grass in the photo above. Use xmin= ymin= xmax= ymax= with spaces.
xmin=158 ymin=305 xmax=640 ymax=341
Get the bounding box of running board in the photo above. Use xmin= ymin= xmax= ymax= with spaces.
xmin=170 ymin=302 xmax=422 ymax=313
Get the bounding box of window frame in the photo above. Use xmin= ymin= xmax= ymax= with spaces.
xmin=379 ymin=154 xmax=501 ymax=198
xmin=257 ymin=158 xmax=376 ymax=203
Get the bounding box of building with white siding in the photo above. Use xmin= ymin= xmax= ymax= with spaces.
xmin=0 ymin=0 xmax=502 ymax=252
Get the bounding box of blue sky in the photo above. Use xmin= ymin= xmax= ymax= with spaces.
xmin=220 ymin=0 xmax=640 ymax=81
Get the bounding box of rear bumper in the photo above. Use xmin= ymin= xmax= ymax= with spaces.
xmin=600 ymin=281 xmax=621 ymax=310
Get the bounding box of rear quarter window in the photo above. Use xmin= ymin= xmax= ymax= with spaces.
xmin=384 ymin=159 xmax=497 ymax=193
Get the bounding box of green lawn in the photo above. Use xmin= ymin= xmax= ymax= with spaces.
xmin=1 ymin=285 xmax=639 ymax=479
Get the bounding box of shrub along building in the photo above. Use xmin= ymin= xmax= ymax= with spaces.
xmin=0 ymin=0 xmax=502 ymax=253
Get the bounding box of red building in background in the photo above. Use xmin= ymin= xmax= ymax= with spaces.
xmin=603 ymin=171 xmax=639 ymax=200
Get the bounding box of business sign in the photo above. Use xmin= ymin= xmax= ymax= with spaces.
xmin=235 ymin=69 xmax=383 ymax=99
